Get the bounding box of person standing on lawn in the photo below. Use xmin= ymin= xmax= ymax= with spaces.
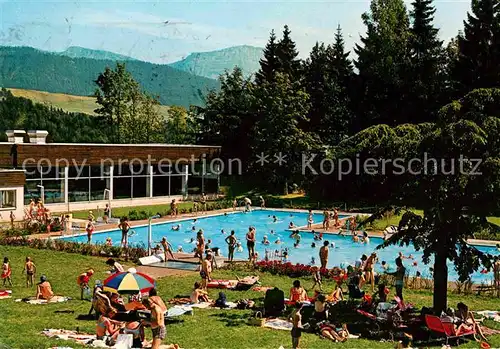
xmin=386 ymin=257 xmax=406 ymax=301
xmin=23 ymin=257 xmax=36 ymax=287
xmin=290 ymin=302 xmax=303 ymax=349
xmin=143 ymin=298 xmax=166 ymax=349
xmin=2 ymin=257 xmax=12 ymax=287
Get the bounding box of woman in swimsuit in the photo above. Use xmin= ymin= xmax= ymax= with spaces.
xmin=96 ymin=310 xmax=123 ymax=340
xmin=194 ymin=230 xmax=205 ymax=260
xmin=364 ymin=252 xmax=377 ymax=292
xmin=86 ymin=218 xmax=95 ymax=244
xmin=118 ymin=217 xmax=131 ymax=248
xmin=23 ymin=257 xmax=36 ymax=287
xmin=190 ymin=282 xmax=210 ymax=303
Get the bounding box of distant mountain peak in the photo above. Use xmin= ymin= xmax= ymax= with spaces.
xmin=57 ymin=46 xmax=137 ymax=61
xmin=169 ymin=45 xmax=264 ymax=79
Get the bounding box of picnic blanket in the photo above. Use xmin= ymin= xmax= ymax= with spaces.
xmin=16 ymin=296 xmax=71 ymax=304
xmin=167 ymin=301 xmax=237 ymax=309
xmin=167 ymin=306 xmax=193 ymax=317
xmin=42 ymin=329 xmax=95 ymax=346
xmin=263 ymin=318 xmax=293 ymax=331
xmin=476 ymin=311 xmax=500 ymax=322
xmin=0 ymin=290 xmax=12 ymax=299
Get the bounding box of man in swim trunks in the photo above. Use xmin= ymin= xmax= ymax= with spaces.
xmin=161 ymin=237 xmax=176 ymax=261
xmin=225 ymin=230 xmax=237 ymax=262
xmin=118 ymin=217 xmax=131 ymax=248
xmin=290 ymin=302 xmax=303 ymax=349
xmin=23 ymin=257 xmax=36 ymax=287
xmin=143 ymin=298 xmax=166 ymax=349
xmin=246 ymin=227 xmax=256 ymax=261
xmin=319 ymin=241 xmax=329 ymax=269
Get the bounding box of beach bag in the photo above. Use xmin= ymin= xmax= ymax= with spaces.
xmin=248 ymin=311 xmax=265 ymax=327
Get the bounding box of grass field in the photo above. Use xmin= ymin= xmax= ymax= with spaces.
xmin=0 ymin=245 xmax=499 ymax=348
xmin=7 ymin=88 xmax=171 ymax=117
xmin=71 ymin=202 xmax=196 ymax=220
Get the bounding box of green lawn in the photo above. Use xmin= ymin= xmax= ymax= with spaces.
xmin=71 ymin=202 xmax=195 ymax=220
xmin=0 ymin=246 xmax=499 ymax=348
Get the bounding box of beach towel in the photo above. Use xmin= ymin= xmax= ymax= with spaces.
xmin=252 ymin=286 xmax=273 ymax=292
xmin=17 ymin=296 xmax=71 ymax=304
xmin=0 ymin=290 xmax=12 ymax=299
xmin=263 ymin=318 xmax=293 ymax=331
xmin=481 ymin=326 xmax=500 ymax=336
xmin=167 ymin=306 xmax=193 ymax=317
xmin=42 ymin=329 xmax=95 ymax=346
xmin=476 ymin=311 xmax=500 ymax=322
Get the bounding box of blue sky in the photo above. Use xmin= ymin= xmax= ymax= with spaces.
xmin=0 ymin=0 xmax=471 ymax=63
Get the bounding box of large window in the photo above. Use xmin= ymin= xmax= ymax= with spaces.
xmin=43 ymin=180 xmax=65 ymax=204
xmin=0 ymin=190 xmax=16 ymax=210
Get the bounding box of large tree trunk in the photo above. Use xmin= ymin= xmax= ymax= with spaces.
xmin=433 ymin=249 xmax=448 ymax=313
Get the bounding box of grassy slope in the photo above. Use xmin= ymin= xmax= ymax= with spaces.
xmin=0 ymin=246 xmax=499 ymax=348
xmin=8 ymin=88 xmax=170 ymax=118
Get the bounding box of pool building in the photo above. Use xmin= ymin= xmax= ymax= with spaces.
xmin=0 ymin=130 xmax=221 ymax=222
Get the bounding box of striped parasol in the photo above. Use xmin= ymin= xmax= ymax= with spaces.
xmin=103 ymin=269 xmax=156 ymax=294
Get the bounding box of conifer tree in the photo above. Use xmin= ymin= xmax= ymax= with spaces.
xmin=354 ymin=0 xmax=412 ymax=129
xmin=255 ymin=30 xmax=280 ymax=85
xmin=276 ymin=25 xmax=302 ymax=80
xmin=408 ymin=0 xmax=447 ymax=123
xmin=452 ymin=0 xmax=500 ymax=95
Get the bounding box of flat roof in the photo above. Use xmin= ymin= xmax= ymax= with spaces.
xmin=0 ymin=142 xmax=220 ymax=148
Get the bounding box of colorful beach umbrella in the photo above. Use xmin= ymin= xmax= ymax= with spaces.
xmin=103 ymin=270 xmax=156 ymax=294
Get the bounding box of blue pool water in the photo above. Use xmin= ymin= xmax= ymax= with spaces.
xmin=62 ymin=210 xmax=499 ymax=282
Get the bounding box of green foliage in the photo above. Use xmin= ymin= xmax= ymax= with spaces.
xmin=451 ymin=0 xmax=500 ymax=96
xmin=0 ymin=88 xmax=111 ymax=143
xmin=164 ymin=105 xmax=198 ymax=144
xmin=354 ymin=0 xmax=412 ymax=129
xmin=251 ymin=73 xmax=318 ymax=193
xmin=0 ymin=47 xmax=218 ymax=108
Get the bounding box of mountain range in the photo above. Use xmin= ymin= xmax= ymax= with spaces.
xmin=0 ymin=46 xmax=218 ymax=107
xmin=56 ymin=45 xmax=263 ymax=80
xmin=0 ymin=45 xmax=263 ymax=107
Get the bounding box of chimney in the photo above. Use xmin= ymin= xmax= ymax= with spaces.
xmin=27 ymin=130 xmax=49 ymax=144
xmin=5 ymin=130 xmax=26 ymax=143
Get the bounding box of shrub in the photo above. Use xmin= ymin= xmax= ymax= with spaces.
xmin=254 ymin=260 xmax=339 ymax=279
xmin=0 ymin=236 xmax=147 ymax=262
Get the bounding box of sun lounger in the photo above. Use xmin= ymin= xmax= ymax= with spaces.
xmin=425 ymin=315 xmax=476 ymax=344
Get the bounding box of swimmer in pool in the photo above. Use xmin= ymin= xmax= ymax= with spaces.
xmin=192 ymin=226 xmax=196 ymax=231
xmin=270 ymin=230 xmax=275 ymax=235
xmin=221 ymin=229 xmax=226 ymax=234
xmin=275 ymin=238 xmax=281 ymax=244
xmin=172 ymin=224 xmax=180 ymax=231
xmin=236 ymin=242 xmax=243 ymax=252
xmin=289 ymin=222 xmax=296 ymax=229
xmin=177 ymin=246 xmax=184 ymax=253
xmin=262 ymin=235 xmax=270 ymax=245
xmin=273 ymin=216 xmax=277 ymax=223
xmin=311 ymin=242 xmax=316 ymax=248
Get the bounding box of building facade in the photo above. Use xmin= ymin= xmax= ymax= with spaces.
xmin=0 ymin=131 xmax=221 ymax=221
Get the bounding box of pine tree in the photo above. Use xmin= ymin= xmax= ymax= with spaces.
xmin=255 ymin=30 xmax=280 ymax=85
xmin=408 ymin=0 xmax=447 ymax=123
xmin=330 ymin=25 xmax=353 ymax=86
xmin=276 ymin=25 xmax=302 ymax=80
xmin=354 ymin=0 xmax=412 ymax=129
xmin=452 ymin=0 xmax=500 ymax=95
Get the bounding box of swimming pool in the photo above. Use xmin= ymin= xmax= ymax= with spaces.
xmin=61 ymin=209 xmax=499 ymax=282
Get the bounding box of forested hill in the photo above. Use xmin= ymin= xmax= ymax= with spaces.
xmin=0 ymin=46 xmax=219 ymax=107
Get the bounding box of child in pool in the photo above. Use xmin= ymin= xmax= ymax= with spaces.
xmin=236 ymin=242 xmax=243 ymax=252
